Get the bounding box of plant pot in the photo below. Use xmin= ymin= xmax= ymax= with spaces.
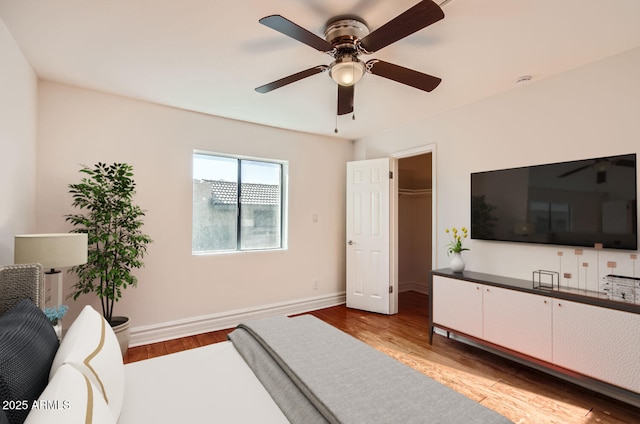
xmin=450 ymin=252 xmax=465 ymax=273
xmin=111 ymin=316 xmax=130 ymax=357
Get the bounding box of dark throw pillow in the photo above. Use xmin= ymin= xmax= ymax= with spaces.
xmin=0 ymin=299 xmax=59 ymax=424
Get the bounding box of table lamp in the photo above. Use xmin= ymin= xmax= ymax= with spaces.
xmin=14 ymin=233 xmax=88 ymax=308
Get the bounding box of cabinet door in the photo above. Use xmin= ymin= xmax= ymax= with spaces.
xmin=483 ymin=286 xmax=553 ymax=362
xmin=432 ymin=276 xmax=483 ymax=338
xmin=553 ymin=300 xmax=640 ymax=393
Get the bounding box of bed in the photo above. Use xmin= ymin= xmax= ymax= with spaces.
xmin=1 ymin=299 xmax=513 ymax=423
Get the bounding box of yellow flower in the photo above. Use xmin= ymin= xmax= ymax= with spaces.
xmin=445 ymin=225 xmax=470 ymax=255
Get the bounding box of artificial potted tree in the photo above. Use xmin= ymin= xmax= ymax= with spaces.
xmin=66 ymin=162 xmax=152 ymax=356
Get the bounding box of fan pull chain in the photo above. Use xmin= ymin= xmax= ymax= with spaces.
xmin=334 ymin=113 xmax=356 ymax=132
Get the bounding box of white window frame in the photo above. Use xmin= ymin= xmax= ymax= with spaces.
xmin=192 ymin=150 xmax=288 ymax=255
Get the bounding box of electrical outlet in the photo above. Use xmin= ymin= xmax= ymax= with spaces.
xmin=313 ymin=279 xmax=319 ymax=290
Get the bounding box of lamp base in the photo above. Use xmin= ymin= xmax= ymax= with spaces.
xmin=43 ymin=269 xmax=63 ymax=310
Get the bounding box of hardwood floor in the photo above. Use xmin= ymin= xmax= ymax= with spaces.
xmin=124 ymin=291 xmax=640 ymax=423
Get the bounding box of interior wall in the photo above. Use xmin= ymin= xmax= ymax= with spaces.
xmin=35 ymin=81 xmax=353 ymax=328
xmin=0 ymin=18 xmax=38 ymax=264
xmin=356 ymin=47 xmax=640 ymax=287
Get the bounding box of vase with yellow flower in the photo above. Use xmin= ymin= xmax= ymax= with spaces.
xmin=445 ymin=226 xmax=469 ymax=272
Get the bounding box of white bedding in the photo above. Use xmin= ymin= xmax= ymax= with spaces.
xmin=119 ymin=341 xmax=288 ymax=423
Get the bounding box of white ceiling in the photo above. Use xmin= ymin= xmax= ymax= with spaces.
xmin=1 ymin=0 xmax=639 ymax=140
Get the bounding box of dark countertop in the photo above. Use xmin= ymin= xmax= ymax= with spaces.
xmin=432 ymin=268 xmax=640 ymax=314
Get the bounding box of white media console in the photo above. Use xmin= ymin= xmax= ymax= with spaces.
xmin=428 ymin=269 xmax=640 ymax=407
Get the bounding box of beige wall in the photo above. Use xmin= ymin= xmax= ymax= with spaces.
xmin=356 ymin=47 xmax=640 ymax=290
xmin=0 ymin=19 xmax=38 ymax=264
xmin=35 ymin=81 xmax=353 ymax=330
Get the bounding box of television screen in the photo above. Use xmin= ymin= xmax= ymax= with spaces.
xmin=471 ymin=154 xmax=637 ymax=250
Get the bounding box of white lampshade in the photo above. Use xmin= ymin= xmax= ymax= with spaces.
xmin=330 ymin=58 xmax=365 ymax=86
xmin=15 ymin=233 xmax=88 ymax=270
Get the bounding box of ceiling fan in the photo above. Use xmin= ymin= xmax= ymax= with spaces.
xmin=254 ymin=0 xmax=445 ymax=117
xmin=558 ymin=158 xmax=635 ymax=184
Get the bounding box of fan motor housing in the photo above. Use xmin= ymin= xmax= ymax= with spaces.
xmin=324 ymin=17 xmax=369 ymax=52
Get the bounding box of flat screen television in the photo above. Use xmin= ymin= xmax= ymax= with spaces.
xmin=471 ymin=153 xmax=637 ymax=250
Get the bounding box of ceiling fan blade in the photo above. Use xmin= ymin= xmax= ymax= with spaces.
xmin=558 ymin=163 xmax=593 ymax=178
xmin=613 ymin=159 xmax=635 ymax=168
xmin=255 ymin=65 xmax=329 ymax=93
xmin=359 ymin=0 xmax=444 ymax=53
xmin=366 ymin=60 xmax=441 ymax=92
xmin=338 ymin=84 xmax=354 ymax=115
xmin=259 ymin=15 xmax=334 ymax=53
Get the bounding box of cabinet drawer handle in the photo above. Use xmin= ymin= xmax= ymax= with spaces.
xmin=558 ymin=303 xmax=562 ymax=307
xmin=544 ymin=300 xmax=547 ymax=304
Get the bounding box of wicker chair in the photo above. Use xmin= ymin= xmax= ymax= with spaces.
xmin=0 ymin=263 xmax=45 ymax=316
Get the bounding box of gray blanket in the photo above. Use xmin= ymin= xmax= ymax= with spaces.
xmin=228 ymin=315 xmax=512 ymax=424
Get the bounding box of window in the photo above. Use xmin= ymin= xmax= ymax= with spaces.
xmin=192 ymin=152 xmax=287 ymax=254
xmin=529 ymin=201 xmax=571 ymax=233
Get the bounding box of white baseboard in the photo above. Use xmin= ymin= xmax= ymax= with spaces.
xmin=129 ymin=292 xmax=346 ymax=347
xmin=398 ymin=281 xmax=430 ymax=295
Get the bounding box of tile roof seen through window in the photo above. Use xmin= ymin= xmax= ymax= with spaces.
xmin=207 ymin=180 xmax=280 ymax=206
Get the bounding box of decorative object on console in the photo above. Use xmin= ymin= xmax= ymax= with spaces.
xmin=532 ymin=270 xmax=559 ymax=290
xmin=449 ymin=252 xmax=465 ymax=273
xmin=66 ymin=163 xmax=153 ymax=356
xmin=600 ymin=275 xmax=640 ymax=304
xmin=14 ymin=233 xmax=88 ymax=315
xmin=445 ymin=226 xmax=469 ymax=272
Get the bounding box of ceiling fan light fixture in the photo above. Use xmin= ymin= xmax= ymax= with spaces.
xmin=330 ymin=57 xmax=365 ymax=86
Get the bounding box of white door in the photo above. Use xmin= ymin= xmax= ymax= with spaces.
xmin=346 ymin=158 xmax=391 ymax=314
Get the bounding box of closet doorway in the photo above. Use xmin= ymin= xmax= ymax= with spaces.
xmin=392 ymin=148 xmax=434 ymax=311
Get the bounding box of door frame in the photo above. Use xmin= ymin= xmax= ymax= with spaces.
xmin=389 ymin=144 xmax=437 ymax=314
